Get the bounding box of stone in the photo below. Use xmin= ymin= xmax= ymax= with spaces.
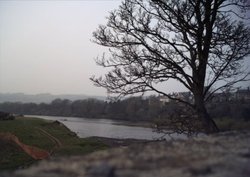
xmin=1 ymin=130 xmax=250 ymax=177
xmin=86 ymin=163 xmax=115 ymax=177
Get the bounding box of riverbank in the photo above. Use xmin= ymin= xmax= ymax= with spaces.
xmin=25 ymin=115 xmax=167 ymax=140
xmin=0 ymin=117 xmax=107 ymax=171
xmin=25 ymin=114 xmax=154 ymax=128
xmin=26 ymin=114 xmax=250 ymax=132
xmin=3 ymin=130 xmax=250 ymax=177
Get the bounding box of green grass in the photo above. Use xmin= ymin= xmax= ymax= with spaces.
xmin=0 ymin=117 xmax=107 ymax=171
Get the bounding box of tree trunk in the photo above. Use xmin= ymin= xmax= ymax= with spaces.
xmin=194 ymin=94 xmax=219 ymax=134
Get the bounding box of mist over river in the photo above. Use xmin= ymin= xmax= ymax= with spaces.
xmin=27 ymin=115 xmax=185 ymax=140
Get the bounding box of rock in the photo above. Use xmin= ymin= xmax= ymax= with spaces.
xmin=86 ymin=163 xmax=115 ymax=177
xmin=2 ymin=130 xmax=250 ymax=177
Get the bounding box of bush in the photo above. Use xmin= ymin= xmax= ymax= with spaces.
xmin=0 ymin=111 xmax=15 ymax=121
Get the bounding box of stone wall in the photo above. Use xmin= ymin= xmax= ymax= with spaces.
xmin=2 ymin=131 xmax=250 ymax=177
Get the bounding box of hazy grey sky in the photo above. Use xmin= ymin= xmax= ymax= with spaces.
xmin=0 ymin=1 xmax=249 ymax=96
xmin=0 ymin=0 xmax=123 ymax=96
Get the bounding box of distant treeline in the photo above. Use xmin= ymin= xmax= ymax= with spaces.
xmin=0 ymin=96 xmax=249 ymax=122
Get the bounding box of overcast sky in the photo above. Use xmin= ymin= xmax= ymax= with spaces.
xmin=0 ymin=1 xmax=249 ymax=96
xmin=0 ymin=0 xmax=123 ymax=96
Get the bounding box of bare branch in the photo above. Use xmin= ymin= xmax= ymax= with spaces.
xmin=91 ymin=0 xmax=250 ymax=133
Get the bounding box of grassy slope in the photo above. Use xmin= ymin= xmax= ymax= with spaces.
xmin=0 ymin=117 xmax=107 ymax=171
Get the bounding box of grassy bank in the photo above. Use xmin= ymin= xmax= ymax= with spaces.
xmin=0 ymin=117 xmax=107 ymax=171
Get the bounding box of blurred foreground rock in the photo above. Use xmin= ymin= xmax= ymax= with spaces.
xmin=2 ymin=131 xmax=250 ymax=177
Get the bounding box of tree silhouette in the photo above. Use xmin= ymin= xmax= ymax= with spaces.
xmin=91 ymin=0 xmax=250 ymax=133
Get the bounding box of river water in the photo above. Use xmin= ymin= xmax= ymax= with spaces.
xmin=28 ymin=115 xmax=185 ymax=140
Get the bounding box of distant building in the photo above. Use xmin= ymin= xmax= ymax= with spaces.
xmin=210 ymin=87 xmax=250 ymax=102
xmin=158 ymin=87 xmax=250 ymax=104
xmin=159 ymin=96 xmax=171 ymax=104
xmin=158 ymin=92 xmax=193 ymax=104
xmin=233 ymin=87 xmax=250 ymax=101
xmin=211 ymin=92 xmax=232 ymax=102
xmin=173 ymin=92 xmax=193 ymax=103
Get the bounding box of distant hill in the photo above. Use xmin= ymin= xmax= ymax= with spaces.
xmin=0 ymin=93 xmax=106 ymax=103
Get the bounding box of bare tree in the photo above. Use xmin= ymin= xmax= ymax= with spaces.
xmin=91 ymin=0 xmax=250 ymax=133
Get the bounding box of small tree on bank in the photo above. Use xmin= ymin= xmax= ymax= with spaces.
xmin=91 ymin=0 xmax=250 ymax=133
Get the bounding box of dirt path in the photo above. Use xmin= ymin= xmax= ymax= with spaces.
xmin=0 ymin=133 xmax=50 ymax=160
xmin=0 ymin=129 xmax=62 ymax=160
xmin=37 ymin=128 xmax=62 ymax=149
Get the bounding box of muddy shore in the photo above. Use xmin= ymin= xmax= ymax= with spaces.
xmin=86 ymin=136 xmax=153 ymax=147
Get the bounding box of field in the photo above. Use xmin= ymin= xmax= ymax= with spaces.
xmin=0 ymin=117 xmax=107 ymax=171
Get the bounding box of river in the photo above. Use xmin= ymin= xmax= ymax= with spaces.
xmin=28 ymin=115 xmax=186 ymax=140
